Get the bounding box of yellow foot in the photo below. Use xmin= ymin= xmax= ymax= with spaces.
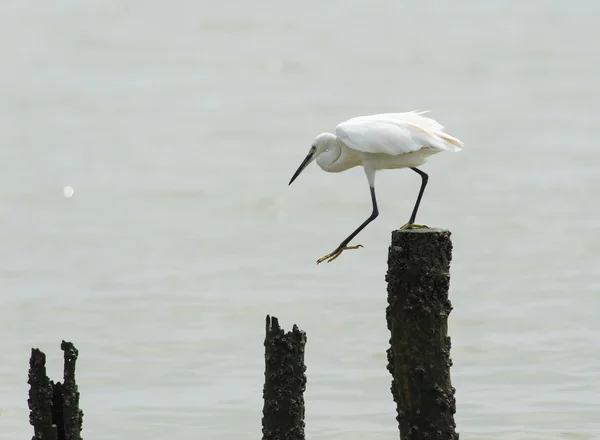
xmin=399 ymin=223 xmax=430 ymax=231
xmin=316 ymin=245 xmax=363 ymax=264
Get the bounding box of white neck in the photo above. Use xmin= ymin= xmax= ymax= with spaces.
xmin=315 ymin=134 xmax=342 ymax=172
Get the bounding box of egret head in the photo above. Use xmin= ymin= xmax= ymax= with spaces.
xmin=288 ymin=133 xmax=336 ymax=185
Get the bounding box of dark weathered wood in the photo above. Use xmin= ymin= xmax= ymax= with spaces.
xmin=28 ymin=348 xmax=58 ymax=440
xmin=58 ymin=341 xmax=83 ymax=440
xmin=385 ymin=228 xmax=458 ymax=440
xmin=27 ymin=341 xmax=83 ymax=440
xmin=262 ymin=315 xmax=307 ymax=440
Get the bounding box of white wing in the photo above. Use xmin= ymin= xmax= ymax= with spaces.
xmin=336 ymin=111 xmax=463 ymax=156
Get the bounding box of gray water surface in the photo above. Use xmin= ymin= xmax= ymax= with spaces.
xmin=1 ymin=1 xmax=599 ymax=439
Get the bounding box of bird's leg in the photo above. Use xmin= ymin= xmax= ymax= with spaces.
xmin=316 ymin=244 xmax=363 ymax=264
xmin=399 ymin=167 xmax=430 ymax=230
xmin=317 ymin=186 xmax=379 ymax=264
xmin=398 ymin=223 xmax=429 ymax=230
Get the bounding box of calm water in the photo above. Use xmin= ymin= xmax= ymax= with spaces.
xmin=1 ymin=1 xmax=600 ymax=439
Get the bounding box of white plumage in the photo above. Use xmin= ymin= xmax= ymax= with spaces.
xmin=288 ymin=110 xmax=463 ymax=264
xmin=337 ymin=111 xmax=462 ymax=156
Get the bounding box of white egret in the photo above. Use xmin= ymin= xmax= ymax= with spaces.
xmin=288 ymin=111 xmax=463 ymax=264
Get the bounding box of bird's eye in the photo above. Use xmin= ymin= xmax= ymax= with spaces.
xmin=311 ymin=146 xmax=316 ymax=152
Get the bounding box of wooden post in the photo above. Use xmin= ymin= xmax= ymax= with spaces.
xmin=385 ymin=229 xmax=458 ymax=440
xmin=262 ymin=315 xmax=307 ymax=440
xmin=28 ymin=341 xmax=84 ymax=440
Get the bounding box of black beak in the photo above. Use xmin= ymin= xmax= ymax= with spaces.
xmin=288 ymin=152 xmax=314 ymax=185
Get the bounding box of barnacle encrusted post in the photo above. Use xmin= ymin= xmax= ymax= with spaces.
xmin=262 ymin=315 xmax=307 ymax=440
xmin=386 ymin=228 xmax=458 ymax=440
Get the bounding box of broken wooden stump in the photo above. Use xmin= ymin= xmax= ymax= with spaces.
xmin=262 ymin=315 xmax=307 ymax=440
xmin=28 ymin=341 xmax=83 ymax=440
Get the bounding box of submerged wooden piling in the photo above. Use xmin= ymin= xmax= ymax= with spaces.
xmin=262 ymin=315 xmax=307 ymax=440
xmin=28 ymin=341 xmax=84 ymax=440
xmin=385 ymin=228 xmax=458 ymax=440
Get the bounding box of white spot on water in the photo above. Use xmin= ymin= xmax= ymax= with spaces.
xmin=63 ymin=186 xmax=74 ymax=198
